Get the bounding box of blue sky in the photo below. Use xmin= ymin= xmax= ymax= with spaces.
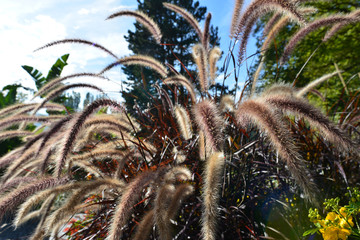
xmin=0 ymin=0 xmax=256 ymax=102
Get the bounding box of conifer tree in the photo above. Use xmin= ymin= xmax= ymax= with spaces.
xmin=122 ymin=0 xmax=220 ymax=111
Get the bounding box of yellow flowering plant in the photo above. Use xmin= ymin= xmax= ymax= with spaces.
xmin=304 ymin=188 xmax=360 ymax=240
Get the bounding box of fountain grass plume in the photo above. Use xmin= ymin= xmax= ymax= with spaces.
xmin=1 ymin=151 xmax=36 ymax=183
xmin=46 ymin=178 xmax=125 ymax=232
xmin=0 ymin=131 xmax=33 ymax=142
xmin=32 ymin=73 xmax=108 ymax=100
xmin=0 ymin=177 xmax=35 ymax=195
xmin=155 ymin=183 xmax=176 ymax=240
xmin=167 ymin=183 xmax=194 ymax=221
xmin=236 ymin=99 xmax=318 ymax=202
xmin=71 ymin=160 xmax=104 ymax=178
xmin=261 ymin=83 xmax=295 ymax=97
xmin=99 ymin=55 xmax=168 ymax=78
xmin=201 ymin=152 xmax=225 ymax=240
xmin=83 ymin=114 xmax=137 ymax=133
xmin=70 ymin=149 xmax=126 ymax=162
xmin=174 ymin=105 xmax=193 ymax=140
xmin=133 ymin=209 xmax=155 ymax=240
xmin=193 ymin=44 xmax=209 ymax=92
xmin=202 ymin=13 xmax=212 ymax=50
xmin=233 ymin=0 xmax=305 ymax=42
xmin=323 ymin=9 xmax=360 ymax=42
xmin=0 ymin=148 xmax=22 ymax=169
xmin=163 ymin=75 xmax=197 ymax=103
xmin=0 ymin=176 xmax=69 ymax=223
xmin=55 ymin=99 xmax=123 ymax=177
xmin=296 ymin=71 xmax=340 ymax=97
xmin=209 ymin=47 xmax=221 ymax=84
xmin=264 ymin=95 xmax=355 ymax=152
xmin=14 ymin=193 xmax=55 ymax=228
xmin=33 ymin=83 xmax=104 ymax=115
xmin=14 ymin=178 xmax=123 ymax=229
xmin=163 ymin=3 xmax=203 ymax=42
xmin=236 ymin=1 xmax=305 ymax=63
xmin=107 ymin=10 xmax=162 ymax=44
xmin=35 ymin=39 xmax=118 ymax=59
xmin=230 ymin=0 xmax=245 ymax=37
xmin=219 ymin=95 xmax=235 ymax=112
xmin=262 ymin=12 xmax=283 ymax=37
xmin=193 ymin=100 xmax=224 ymax=152
xmin=36 ymin=115 xmax=73 ymax=157
xmin=281 ymin=15 xmax=360 ymax=64
xmin=0 ymin=115 xmax=63 ymax=131
xmin=107 ymin=170 xmax=159 ymax=240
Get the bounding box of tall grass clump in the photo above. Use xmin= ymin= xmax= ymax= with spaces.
xmin=0 ymin=1 xmax=359 ymax=239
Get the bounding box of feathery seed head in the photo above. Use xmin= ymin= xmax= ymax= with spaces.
xmin=193 ymin=100 xmax=224 ymax=152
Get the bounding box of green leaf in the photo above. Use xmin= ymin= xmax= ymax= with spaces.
xmin=303 ymin=228 xmax=319 ymax=236
xmin=21 ymin=65 xmax=45 ymax=90
xmin=45 ymin=53 xmax=69 ymax=81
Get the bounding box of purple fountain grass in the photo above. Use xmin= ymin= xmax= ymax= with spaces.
xmin=0 ymin=177 xmax=36 ymax=194
xmin=236 ymin=99 xmax=318 ymax=202
xmin=15 ymin=193 xmax=55 ymax=228
xmin=261 ymin=83 xmax=295 ymax=97
xmin=233 ymin=0 xmax=305 ymax=42
xmin=99 ymin=55 xmax=168 ymax=78
xmin=209 ymin=47 xmax=221 ymax=85
xmin=0 ymin=131 xmax=33 ymax=141
xmin=192 ymin=44 xmax=209 ymax=93
xmin=133 ymin=209 xmax=155 ymax=240
xmin=219 ymin=95 xmax=235 ymax=112
xmin=193 ymin=100 xmax=224 ymax=152
xmin=174 ymin=105 xmax=193 ymax=140
xmin=33 ymin=83 xmax=105 ymax=115
xmin=201 ymin=152 xmax=225 ymax=240
xmin=83 ymin=115 xmax=134 ymax=133
xmin=0 ymin=148 xmax=22 ymax=169
xmin=264 ymin=95 xmax=356 ymax=152
xmin=54 ymin=99 xmax=124 ymax=177
xmin=166 ymin=183 xmax=194 ymax=222
xmin=0 ymin=115 xmax=63 ymax=131
xmin=34 ymin=39 xmax=118 ymax=59
xmin=107 ymin=170 xmax=160 ymax=240
xmin=262 ymin=12 xmax=283 ymax=37
xmin=202 ymin=13 xmax=212 ymax=50
xmin=155 ymin=183 xmax=176 ymax=240
xmin=107 ymin=10 xmax=162 ymax=44
xmin=1 ymin=150 xmax=36 ymax=183
xmin=165 ymin=63 xmax=179 ymax=75
xmin=0 ymin=176 xmax=69 ymax=223
xmin=281 ymin=15 xmax=360 ymax=64
xmin=230 ymin=0 xmax=245 ymax=37
xmin=163 ymin=3 xmax=203 ymax=42
xmin=163 ymin=75 xmax=197 ymax=103
xmin=323 ymin=9 xmax=360 ymax=42
xmin=296 ymin=71 xmax=340 ymax=97
xmin=70 ymin=149 xmax=127 ymax=162
xmin=46 ymin=178 xmax=125 ymax=232
xmin=32 ymin=73 xmax=108 ymax=100
xmin=36 ymin=115 xmax=73 ymax=157
xmin=15 ymin=103 xmax=66 ymax=116
xmin=163 ymin=166 xmax=192 ymax=184
xmin=236 ymin=0 xmax=305 ymax=63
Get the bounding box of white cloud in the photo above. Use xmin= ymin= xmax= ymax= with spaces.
xmin=78 ymin=8 xmax=90 ymax=15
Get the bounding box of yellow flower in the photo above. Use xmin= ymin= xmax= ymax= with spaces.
xmin=339 ymin=217 xmax=354 ymax=229
xmin=339 ymin=207 xmax=348 ymax=218
xmin=326 ymin=212 xmax=338 ymax=221
xmin=320 ymin=226 xmax=352 ymax=240
xmin=320 ymin=227 xmax=340 ymax=240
